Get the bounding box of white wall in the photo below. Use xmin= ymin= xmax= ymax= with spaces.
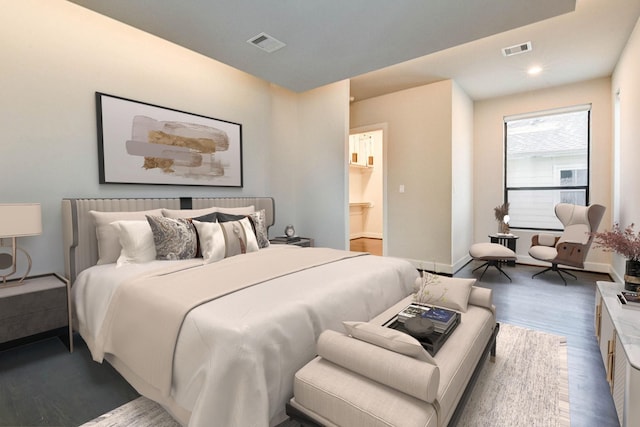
xmin=295 ymin=80 xmax=351 ymax=249
xmin=474 ymin=77 xmax=613 ymax=272
xmin=1 ymin=0 xmax=349 ymax=276
xmin=451 ymin=82 xmax=474 ymax=271
xmin=351 ymin=80 xmax=459 ymax=272
xmin=611 ymin=17 xmax=640 ymax=282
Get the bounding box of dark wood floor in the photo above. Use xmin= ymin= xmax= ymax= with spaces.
xmin=0 ymin=260 xmax=620 ymax=426
xmin=0 ymin=334 xmax=138 ymax=426
xmin=457 ymin=260 xmax=619 ymax=427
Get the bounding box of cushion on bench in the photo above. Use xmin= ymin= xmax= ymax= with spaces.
xmin=291 ymin=288 xmax=496 ymax=427
xmin=293 ymin=357 xmax=439 ymax=427
xmin=342 ymin=321 xmax=436 ymax=364
xmin=317 ymin=329 xmax=440 ymax=402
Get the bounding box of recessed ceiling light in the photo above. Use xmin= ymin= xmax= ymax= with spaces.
xmin=528 ymin=65 xmax=543 ymax=75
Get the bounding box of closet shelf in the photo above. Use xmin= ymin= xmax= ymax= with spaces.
xmin=349 ymin=202 xmax=373 ymax=208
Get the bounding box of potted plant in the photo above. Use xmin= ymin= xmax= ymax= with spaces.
xmin=592 ymin=223 xmax=640 ymax=291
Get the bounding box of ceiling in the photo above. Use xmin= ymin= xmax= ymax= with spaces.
xmin=68 ymin=0 xmax=640 ymax=101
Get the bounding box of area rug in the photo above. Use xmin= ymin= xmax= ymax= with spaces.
xmin=80 ymin=323 xmax=569 ymax=427
xmin=457 ymin=323 xmax=570 ymax=427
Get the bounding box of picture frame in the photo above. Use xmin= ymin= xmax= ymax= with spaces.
xmin=96 ymin=92 xmax=243 ymax=187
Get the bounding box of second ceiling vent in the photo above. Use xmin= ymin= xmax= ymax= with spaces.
xmin=502 ymin=41 xmax=532 ymax=57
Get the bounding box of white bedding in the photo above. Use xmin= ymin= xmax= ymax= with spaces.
xmin=72 ymin=246 xmax=417 ymax=427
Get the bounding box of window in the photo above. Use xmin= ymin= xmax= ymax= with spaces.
xmin=504 ymin=105 xmax=590 ymax=230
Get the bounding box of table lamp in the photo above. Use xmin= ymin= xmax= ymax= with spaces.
xmin=0 ymin=203 xmax=42 ymax=286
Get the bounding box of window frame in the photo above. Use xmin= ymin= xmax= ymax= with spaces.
xmin=503 ymin=105 xmax=591 ymax=232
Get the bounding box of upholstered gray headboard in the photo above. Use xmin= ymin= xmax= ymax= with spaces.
xmin=61 ymin=197 xmax=275 ymax=283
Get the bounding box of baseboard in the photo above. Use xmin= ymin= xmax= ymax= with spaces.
xmin=609 ymin=268 xmax=623 ymax=284
xmin=453 ymin=254 xmax=473 ymax=274
xmin=404 ymin=258 xmax=453 ymax=275
xmin=403 ymin=254 xmax=613 ymax=279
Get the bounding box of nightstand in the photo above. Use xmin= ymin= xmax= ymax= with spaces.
xmin=488 ymin=234 xmax=519 ymax=267
xmin=270 ymin=237 xmax=314 ymax=247
xmin=0 ymin=273 xmax=73 ymax=352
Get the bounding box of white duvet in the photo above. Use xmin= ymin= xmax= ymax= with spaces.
xmin=72 ymin=246 xmax=417 ymax=427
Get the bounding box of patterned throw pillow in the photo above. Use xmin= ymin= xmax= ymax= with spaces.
xmin=248 ymin=209 xmax=270 ymax=248
xmin=213 ymin=211 xmax=269 ymax=249
xmin=146 ymin=215 xmax=197 ymax=260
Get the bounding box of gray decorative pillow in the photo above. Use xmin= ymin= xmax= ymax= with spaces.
xmin=248 ymin=209 xmax=270 ymax=248
xmin=146 ymin=215 xmax=197 ymax=260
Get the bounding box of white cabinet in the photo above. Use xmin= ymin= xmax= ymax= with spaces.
xmin=596 ymin=282 xmax=640 ymax=426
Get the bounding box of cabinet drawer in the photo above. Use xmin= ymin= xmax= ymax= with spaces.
xmin=0 ymin=276 xmax=68 ymax=343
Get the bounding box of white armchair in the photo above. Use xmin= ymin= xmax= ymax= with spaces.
xmin=529 ymin=203 xmax=606 ymax=285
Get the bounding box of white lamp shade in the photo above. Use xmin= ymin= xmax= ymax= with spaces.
xmin=0 ymin=203 xmax=42 ymax=237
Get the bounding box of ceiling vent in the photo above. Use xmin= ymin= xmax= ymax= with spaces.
xmin=247 ymin=32 xmax=286 ymax=53
xmin=502 ymin=41 xmax=532 ymax=57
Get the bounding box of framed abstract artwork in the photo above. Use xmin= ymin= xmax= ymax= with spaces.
xmin=96 ymin=92 xmax=243 ymax=187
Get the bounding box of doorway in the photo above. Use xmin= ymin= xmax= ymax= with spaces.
xmin=348 ymin=127 xmax=384 ymax=256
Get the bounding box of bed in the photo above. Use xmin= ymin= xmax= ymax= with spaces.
xmin=62 ymin=197 xmax=418 ymax=427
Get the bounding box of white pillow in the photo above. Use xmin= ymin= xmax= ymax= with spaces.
xmin=343 ymin=321 xmax=436 ymax=365
xmin=192 ymin=221 xmax=226 ymax=264
xmin=90 ymin=209 xmax=163 ymax=264
xmin=112 ymin=220 xmax=156 ymax=266
xmin=413 ymin=275 xmax=474 ymax=312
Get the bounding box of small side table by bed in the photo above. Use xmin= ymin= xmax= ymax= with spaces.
xmin=0 ymin=273 xmax=73 ymax=352
xmin=488 ymin=234 xmax=518 ymax=267
xmin=270 ymin=237 xmax=314 ymax=247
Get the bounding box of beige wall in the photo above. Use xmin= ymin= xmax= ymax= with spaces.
xmin=611 ymin=17 xmax=640 ymax=282
xmin=295 ymin=80 xmax=351 ymax=248
xmin=474 ymin=77 xmax=613 ymax=272
xmin=351 ymin=80 xmax=465 ymax=273
xmin=3 ymin=1 xmax=636 ymax=277
xmin=1 ymin=0 xmax=349 ymax=275
xmin=451 ymin=82 xmax=475 ymax=271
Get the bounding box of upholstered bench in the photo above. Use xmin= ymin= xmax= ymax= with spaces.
xmin=469 ymin=242 xmax=517 ymax=282
xmin=287 ymin=280 xmax=498 ymax=427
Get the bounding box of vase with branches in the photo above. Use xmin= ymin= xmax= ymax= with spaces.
xmin=413 ymin=265 xmax=448 ymax=305
xmin=494 ymin=202 xmax=510 ymax=234
xmin=592 ymin=222 xmax=640 ymax=291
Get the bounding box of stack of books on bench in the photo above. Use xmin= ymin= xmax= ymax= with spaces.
xmin=616 ymin=290 xmax=640 ymax=311
xmin=397 ymin=303 xmax=458 ymax=334
xmin=385 ymin=303 xmax=461 ymax=356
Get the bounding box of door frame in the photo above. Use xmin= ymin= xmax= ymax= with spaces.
xmin=348 ymin=123 xmax=388 ymax=255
